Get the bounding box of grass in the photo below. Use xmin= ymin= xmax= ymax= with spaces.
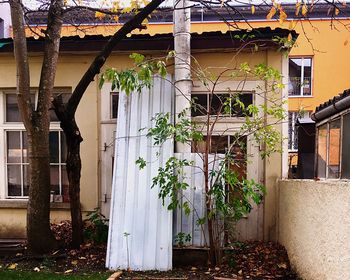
xmin=0 ymin=270 xmax=111 ymax=280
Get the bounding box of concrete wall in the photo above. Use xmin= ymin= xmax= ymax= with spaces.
xmin=277 ymin=179 xmax=350 ymax=280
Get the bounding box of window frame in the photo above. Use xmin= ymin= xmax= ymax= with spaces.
xmin=288 ymin=111 xmax=311 ymax=152
xmin=191 ymin=91 xmax=254 ymax=119
xmin=110 ymin=92 xmax=119 ymax=120
xmin=0 ymin=89 xmax=70 ymax=200
xmin=288 ymin=56 xmax=313 ymax=97
xmin=315 ymin=112 xmax=346 ymax=179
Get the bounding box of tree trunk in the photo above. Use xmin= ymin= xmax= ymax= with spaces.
xmin=27 ymin=129 xmax=57 ymax=253
xmin=65 ymin=119 xmax=84 ymax=248
xmin=53 ymin=98 xmax=84 ymax=248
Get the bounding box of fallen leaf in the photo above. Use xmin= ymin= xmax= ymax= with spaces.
xmin=71 ymin=260 xmax=78 ymax=265
xmin=64 ymin=269 xmax=73 ymax=274
xmin=7 ymin=263 xmax=17 ymax=270
xmin=277 ymin=262 xmax=287 ymax=269
xmin=33 ymin=267 xmax=40 ymax=272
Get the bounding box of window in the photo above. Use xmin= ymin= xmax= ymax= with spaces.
xmin=288 ymin=57 xmax=312 ymax=96
xmin=111 ymin=92 xmax=119 ymax=119
xmin=191 ymin=92 xmax=253 ymax=117
xmin=1 ymin=89 xmax=70 ymax=200
xmin=288 ymin=111 xmax=310 ymax=151
xmin=316 ymin=114 xmax=350 ymax=179
xmin=192 ymin=135 xmax=247 ymax=179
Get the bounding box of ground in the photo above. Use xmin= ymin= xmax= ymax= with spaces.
xmin=0 ymin=241 xmax=300 ymax=279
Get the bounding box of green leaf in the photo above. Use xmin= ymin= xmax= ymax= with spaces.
xmin=135 ymin=157 xmax=147 ymax=169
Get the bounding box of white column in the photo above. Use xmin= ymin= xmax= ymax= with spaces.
xmin=174 ymin=0 xmax=191 ymax=153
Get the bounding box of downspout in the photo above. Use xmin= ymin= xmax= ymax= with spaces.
xmin=174 ymin=0 xmax=191 ymax=153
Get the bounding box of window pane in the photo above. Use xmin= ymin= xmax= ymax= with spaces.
xmin=50 ymin=166 xmax=60 ymax=195
xmin=23 ymin=165 xmax=29 ymax=196
xmin=289 ymin=58 xmax=302 ymax=96
xmin=191 ymin=94 xmax=207 ymax=116
xmin=303 ymin=58 xmax=312 ymax=96
xmin=210 ymin=136 xmax=228 ymax=153
xmin=317 ymin=124 xmax=327 ymax=178
xmin=192 ymin=136 xmax=229 ymax=154
xmin=232 ymin=93 xmax=253 ymax=117
xmin=111 ymin=93 xmax=119 ymax=119
xmin=342 ymin=114 xmax=350 ymax=178
xmin=210 ymin=94 xmax=229 ymax=115
xmin=60 ymin=132 xmax=67 ymax=163
xmin=49 ymin=131 xmax=59 ymax=163
xmin=50 ymin=93 xmax=70 ymax=121
xmin=6 ymin=94 xmax=35 ymax=122
xmin=7 ymin=131 xmax=21 ymax=163
xmin=6 ymin=94 xmax=21 ymax=122
xmin=328 ymin=119 xmax=341 ymax=179
xmin=228 ymin=136 xmax=247 ymax=179
xmin=62 ymin=166 xmax=70 ymax=202
xmin=288 ymin=112 xmax=298 ymax=150
xmin=7 ymin=165 xmax=22 ymax=196
xmin=22 ymin=132 xmax=28 ymax=163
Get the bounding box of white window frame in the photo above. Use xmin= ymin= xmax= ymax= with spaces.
xmin=0 ymin=89 xmax=68 ymax=200
xmin=288 ymin=111 xmax=310 ymax=152
xmin=288 ymin=57 xmax=313 ymax=97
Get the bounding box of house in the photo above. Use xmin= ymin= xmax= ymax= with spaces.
xmin=0 ymin=26 xmax=293 ymax=247
xmin=21 ymin=3 xmax=350 ymax=175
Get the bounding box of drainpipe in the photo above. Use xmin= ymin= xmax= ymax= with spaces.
xmin=174 ymin=0 xmax=191 ymax=153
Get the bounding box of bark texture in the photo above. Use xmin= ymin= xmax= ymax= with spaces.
xmin=9 ymin=0 xmax=64 ymax=253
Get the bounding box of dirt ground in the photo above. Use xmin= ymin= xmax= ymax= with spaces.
xmin=0 ymin=241 xmax=300 ymax=279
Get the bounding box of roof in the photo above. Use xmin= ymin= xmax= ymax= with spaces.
xmin=312 ymin=89 xmax=350 ymax=122
xmin=25 ymin=3 xmax=350 ymax=25
xmin=0 ymin=27 xmax=298 ymax=53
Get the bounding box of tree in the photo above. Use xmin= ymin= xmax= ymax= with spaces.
xmin=9 ymin=0 xmax=165 ymax=253
xmin=101 ymin=46 xmax=287 ymax=265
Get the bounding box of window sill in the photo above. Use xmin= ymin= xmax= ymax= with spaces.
xmin=288 ymin=95 xmax=313 ymax=98
xmin=0 ymin=200 xmax=70 ymax=209
xmin=192 ymin=116 xmax=246 ymax=123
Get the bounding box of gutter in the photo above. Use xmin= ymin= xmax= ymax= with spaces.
xmin=311 ymin=94 xmax=350 ymax=122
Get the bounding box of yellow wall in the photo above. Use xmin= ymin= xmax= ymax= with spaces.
xmin=0 ymin=54 xmax=100 ymax=237
xmin=26 ymin=18 xmax=350 ymax=113
xmin=0 ymin=47 xmax=285 ymax=240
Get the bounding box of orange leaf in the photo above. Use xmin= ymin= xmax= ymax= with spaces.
xmin=251 ymin=5 xmax=255 ymax=15
xmin=289 ymin=20 xmax=297 ymax=30
xmin=302 ymin=4 xmax=308 ymax=16
xmin=267 ymin=6 xmax=277 ymax=20
xmin=344 ymin=40 xmax=348 ymax=46
xmin=295 ymin=3 xmax=301 ymax=16
xmin=95 ymin=11 xmax=105 ymax=19
xmin=335 ymin=8 xmax=340 ymax=16
xmin=287 ymin=33 xmax=293 ymax=42
xmin=279 ymin=9 xmax=287 ymax=24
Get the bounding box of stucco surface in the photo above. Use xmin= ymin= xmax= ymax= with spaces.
xmin=277 ymin=179 xmax=350 ymax=280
